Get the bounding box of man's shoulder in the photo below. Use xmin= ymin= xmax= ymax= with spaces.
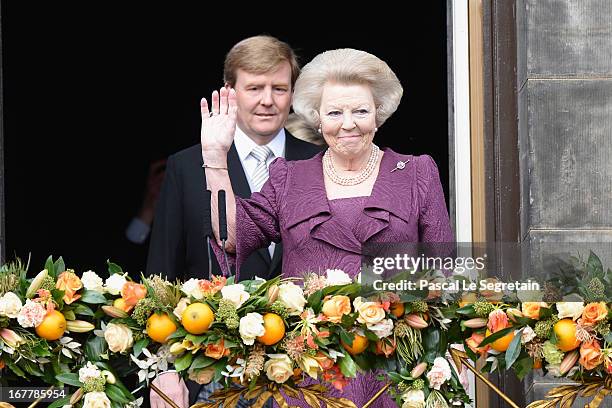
xmin=168 ymin=144 xmax=202 ymax=164
xmin=284 ymin=132 xmax=324 ymax=160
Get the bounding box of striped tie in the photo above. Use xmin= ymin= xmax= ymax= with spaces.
xmin=250 ymin=145 xmax=273 ymax=192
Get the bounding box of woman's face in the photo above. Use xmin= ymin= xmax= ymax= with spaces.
xmin=319 ymin=82 xmax=377 ymax=158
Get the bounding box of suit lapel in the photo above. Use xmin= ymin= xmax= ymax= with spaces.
xmin=227 ymin=144 xmax=251 ymax=199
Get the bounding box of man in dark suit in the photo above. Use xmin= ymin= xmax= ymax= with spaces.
xmin=146 ymin=35 xmax=320 ymax=408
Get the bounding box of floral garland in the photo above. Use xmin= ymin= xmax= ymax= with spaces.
xmin=0 ymin=252 xmax=610 ymax=408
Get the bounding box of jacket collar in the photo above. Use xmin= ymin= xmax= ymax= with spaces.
xmin=284 ymin=148 xmax=415 ymax=252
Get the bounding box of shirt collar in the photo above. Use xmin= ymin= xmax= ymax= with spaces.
xmin=234 ymin=126 xmax=286 ymax=161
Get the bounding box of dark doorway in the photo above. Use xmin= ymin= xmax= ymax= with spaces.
xmin=2 ymin=4 xmax=448 ymax=275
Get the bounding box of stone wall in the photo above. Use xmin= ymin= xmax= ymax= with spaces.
xmin=517 ymin=0 xmax=612 ymax=405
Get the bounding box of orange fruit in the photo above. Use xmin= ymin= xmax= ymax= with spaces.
xmin=390 ymin=303 xmax=405 ymax=318
xmin=113 ymin=298 xmax=132 ymax=313
xmin=146 ymin=313 xmax=177 ymax=343
xmin=485 ymin=328 xmax=515 ymax=352
xmin=553 ymin=319 xmax=581 ymax=352
xmin=181 ymin=303 xmax=214 ymax=335
xmin=35 ymin=310 xmax=67 ymax=341
xmin=341 ymin=334 xmax=369 ymax=355
xmin=257 ymin=313 xmax=286 ymax=346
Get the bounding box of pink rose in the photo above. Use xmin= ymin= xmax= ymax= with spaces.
xmin=426 ymin=357 xmax=452 ymax=390
xmin=487 ymin=309 xmax=509 ymax=333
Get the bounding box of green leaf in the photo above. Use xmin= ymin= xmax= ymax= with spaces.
xmin=108 ymin=260 xmax=124 ymax=275
xmin=456 ymin=305 xmax=476 ymax=316
xmin=80 ymin=289 xmax=108 ymax=304
xmin=73 ymin=303 xmax=95 ymax=317
xmin=587 ymin=251 xmax=603 ymax=274
xmin=513 ymin=356 xmax=534 ymax=380
xmin=504 ymin=329 xmax=522 ymax=368
xmin=307 ymin=291 xmax=323 ymax=313
xmin=364 ymin=329 xmax=379 ymax=342
xmin=168 ymin=327 xmax=188 ymax=340
xmin=191 ymin=355 xmax=216 ymax=370
xmin=63 ymin=309 xmax=76 ymax=320
xmin=55 ymin=257 xmax=66 ymax=275
xmin=6 ymin=359 xmax=26 ymax=378
xmin=106 ymin=383 xmax=133 ymax=403
xmin=340 ymin=313 xmax=357 ymax=328
xmin=133 ymin=338 xmax=150 ymax=358
xmin=339 ymin=329 xmax=355 ymax=347
xmin=423 ymin=327 xmax=441 ymax=353
xmin=174 ymin=352 xmax=193 ymax=372
xmin=477 ymin=327 xmax=514 ymax=347
xmin=185 ymin=334 xmax=207 ymax=345
xmin=56 ymin=372 xmax=83 ymax=387
xmin=85 ymin=335 xmax=108 ymax=361
xmin=48 ymin=396 xmax=71 ymax=408
xmin=338 ymin=353 xmax=357 ymax=378
xmin=45 ymin=255 xmax=56 ymax=278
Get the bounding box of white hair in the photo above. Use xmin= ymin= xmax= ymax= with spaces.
xmin=292 ymin=48 xmax=403 ymax=130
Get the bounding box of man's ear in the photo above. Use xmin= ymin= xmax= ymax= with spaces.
xmin=224 ymin=82 xmax=232 ymax=89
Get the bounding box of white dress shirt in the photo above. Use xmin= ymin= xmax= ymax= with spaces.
xmin=233 ymin=126 xmax=285 ymax=259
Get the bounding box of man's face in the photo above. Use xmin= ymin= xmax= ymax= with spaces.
xmin=232 ymin=61 xmax=293 ymax=142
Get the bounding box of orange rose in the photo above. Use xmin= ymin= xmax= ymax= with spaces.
xmin=55 ymin=270 xmax=83 ymax=304
xmin=199 ymin=276 xmax=226 ymax=297
xmin=121 ymin=282 xmax=147 ymax=308
xmin=579 ymin=340 xmax=604 ymax=370
xmin=322 ymin=295 xmax=351 ymax=323
xmin=580 ymin=302 xmax=608 ymax=326
xmin=313 ymin=352 xmax=334 ymax=370
xmin=487 ymin=309 xmax=509 ymax=333
xmin=521 ymin=302 xmax=547 ymax=320
xmin=466 ymin=332 xmax=490 ymax=355
xmin=375 ymin=338 xmax=397 ymax=357
xmin=205 ymin=339 xmax=230 ymax=360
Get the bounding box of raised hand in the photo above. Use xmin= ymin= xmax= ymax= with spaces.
xmin=200 ymin=87 xmax=238 ymax=156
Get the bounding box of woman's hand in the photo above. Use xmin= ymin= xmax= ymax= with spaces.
xmin=200 ymin=87 xmax=238 ymax=162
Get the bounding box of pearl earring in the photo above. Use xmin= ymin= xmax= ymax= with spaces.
xmin=375 ymin=127 xmax=378 ymax=132
xmin=318 ymin=125 xmax=322 ymax=134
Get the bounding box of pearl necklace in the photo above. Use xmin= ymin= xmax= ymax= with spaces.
xmin=323 ymin=144 xmax=380 ymax=186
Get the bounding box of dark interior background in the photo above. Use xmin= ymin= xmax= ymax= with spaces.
xmin=2 ymin=4 xmax=448 ymax=276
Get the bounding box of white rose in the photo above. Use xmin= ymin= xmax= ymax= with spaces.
xmin=521 ymin=326 xmax=536 ymax=344
xmin=82 ymin=391 xmax=111 ymax=408
xmin=181 ymin=278 xmax=204 ymax=300
xmin=221 ymin=284 xmax=250 ymax=309
xmin=239 ymin=313 xmax=265 ymax=345
xmin=0 ymin=292 xmax=22 ymax=318
xmin=367 ymin=318 xmax=394 ymax=339
xmin=556 ymin=302 xmax=585 ymax=321
xmin=104 ymin=323 xmax=134 ymax=353
xmin=173 ymin=297 xmax=191 ymax=321
xmin=79 ymin=361 xmax=101 ymax=383
xmin=402 ymin=389 xmax=425 ymax=408
xmin=105 ymin=273 xmax=127 ymax=296
xmin=325 ymin=269 xmax=352 ymax=286
xmin=278 ymin=282 xmax=306 ymax=314
xmin=81 ymin=271 xmax=105 ymax=293
xmin=264 ymin=354 xmax=293 ymax=384
xmin=354 ymin=297 xmax=385 ymax=325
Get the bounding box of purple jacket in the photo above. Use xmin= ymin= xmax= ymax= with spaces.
xmin=225 ymin=148 xmax=453 ymax=407
xmin=233 ymin=148 xmax=453 ymax=281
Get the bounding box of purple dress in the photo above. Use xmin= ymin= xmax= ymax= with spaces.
xmin=229 ymin=149 xmax=453 ymax=407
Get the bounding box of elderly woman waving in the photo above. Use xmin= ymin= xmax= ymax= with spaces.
xmin=201 ymin=48 xmax=453 ymax=407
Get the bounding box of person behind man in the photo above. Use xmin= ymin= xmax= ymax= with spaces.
xmin=146 ymin=35 xmax=320 ymax=407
